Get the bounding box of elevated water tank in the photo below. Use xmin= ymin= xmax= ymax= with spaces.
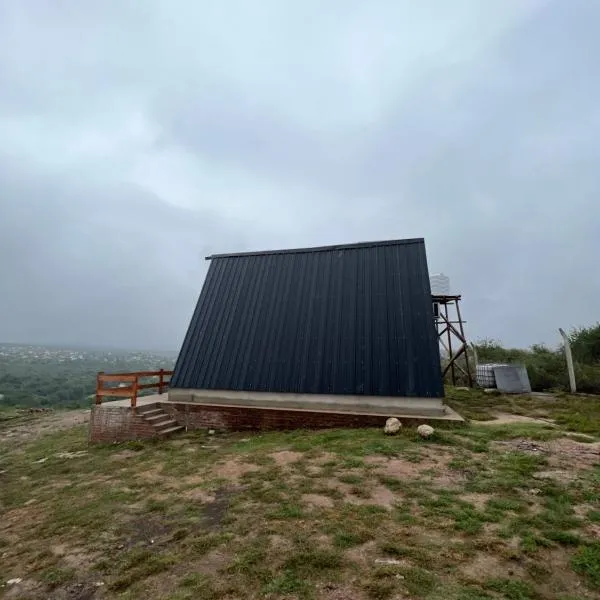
xmin=430 ymin=273 xmax=450 ymax=296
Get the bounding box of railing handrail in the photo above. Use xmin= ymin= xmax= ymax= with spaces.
xmin=96 ymin=369 xmax=174 ymax=408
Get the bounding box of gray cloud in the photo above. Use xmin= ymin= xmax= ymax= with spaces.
xmin=0 ymin=0 xmax=598 ymax=351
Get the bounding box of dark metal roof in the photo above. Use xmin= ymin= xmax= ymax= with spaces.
xmin=171 ymin=238 xmax=443 ymax=398
xmin=206 ymin=238 xmax=425 ymax=260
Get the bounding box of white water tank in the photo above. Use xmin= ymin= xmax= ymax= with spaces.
xmin=430 ymin=273 xmax=450 ymax=295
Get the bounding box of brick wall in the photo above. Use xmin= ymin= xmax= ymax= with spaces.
xmin=162 ymin=402 xmax=437 ymax=432
xmin=89 ymin=405 xmax=158 ymax=443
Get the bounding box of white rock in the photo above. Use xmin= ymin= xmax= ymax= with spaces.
xmin=417 ymin=424 xmax=435 ymax=438
xmin=208 ymin=429 xmax=216 ymax=436
xmin=384 ymin=418 xmax=402 ymax=435
xmin=7 ymin=579 xmax=22 ymax=586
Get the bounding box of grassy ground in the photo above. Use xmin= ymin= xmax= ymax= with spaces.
xmin=1 ymin=390 xmax=599 ymax=599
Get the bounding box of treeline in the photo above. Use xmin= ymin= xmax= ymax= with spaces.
xmin=470 ymin=323 xmax=600 ymax=394
xmin=0 ymin=350 xmax=175 ymax=409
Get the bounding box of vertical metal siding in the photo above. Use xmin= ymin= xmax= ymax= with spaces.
xmin=170 ymin=239 xmax=444 ymax=398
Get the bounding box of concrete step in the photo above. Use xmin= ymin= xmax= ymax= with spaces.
xmin=159 ymin=425 xmax=185 ymax=437
xmin=153 ymin=419 xmax=179 ymax=432
xmin=137 ymin=406 xmax=161 ymax=416
xmin=145 ymin=413 xmax=171 ymax=423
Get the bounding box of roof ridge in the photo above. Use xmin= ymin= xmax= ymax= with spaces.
xmin=206 ymin=237 xmax=424 ymax=260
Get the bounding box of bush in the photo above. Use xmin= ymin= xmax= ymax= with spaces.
xmin=462 ymin=324 xmax=600 ymax=394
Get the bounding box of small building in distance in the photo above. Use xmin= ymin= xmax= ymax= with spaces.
xmin=169 ymin=238 xmax=460 ymax=422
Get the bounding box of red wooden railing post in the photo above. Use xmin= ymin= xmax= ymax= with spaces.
xmin=131 ymin=376 xmax=139 ymax=409
xmin=159 ymin=368 xmax=164 ymax=395
xmin=96 ymin=372 xmax=104 ymax=405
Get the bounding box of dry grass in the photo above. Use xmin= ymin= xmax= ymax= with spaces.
xmin=0 ymin=389 xmax=599 ymax=599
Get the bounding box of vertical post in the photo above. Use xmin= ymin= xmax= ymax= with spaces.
xmin=470 ymin=343 xmax=479 ymax=368
xmin=444 ymin=302 xmax=455 ymax=385
xmin=559 ymin=328 xmax=577 ymax=393
xmin=158 ymin=369 xmax=164 ymax=395
xmin=131 ymin=376 xmax=139 ymax=409
xmin=96 ymin=372 xmax=103 ymax=405
xmin=455 ymin=298 xmax=472 ymax=387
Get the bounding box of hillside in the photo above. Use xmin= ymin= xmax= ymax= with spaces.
xmin=1 ymin=390 xmax=599 ymax=599
xmin=0 ymin=345 xmax=175 ymax=409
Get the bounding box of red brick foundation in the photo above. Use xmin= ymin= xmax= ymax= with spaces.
xmin=90 ymin=402 xmax=463 ymax=443
xmin=162 ymin=402 xmax=452 ymax=432
xmin=89 ymin=405 xmax=159 ymax=443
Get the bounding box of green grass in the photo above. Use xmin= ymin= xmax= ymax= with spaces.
xmin=485 ymin=578 xmax=537 ymax=600
xmin=262 ymin=569 xmax=313 ymax=598
xmin=39 ymin=566 xmax=76 ymax=588
xmin=3 ymin=392 xmax=600 ymax=599
xmin=571 ymin=542 xmax=600 ymax=589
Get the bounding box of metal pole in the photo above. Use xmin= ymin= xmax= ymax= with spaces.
xmin=559 ymin=328 xmax=576 ymax=393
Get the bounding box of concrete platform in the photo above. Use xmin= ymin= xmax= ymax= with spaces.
xmin=168 ymin=388 xmax=457 ymax=420
xmin=100 ymin=393 xmax=168 ymax=408
xmin=90 ymin=393 xmax=464 ymax=442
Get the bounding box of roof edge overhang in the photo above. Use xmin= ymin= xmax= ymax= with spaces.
xmin=205 ymin=237 xmax=425 ymax=261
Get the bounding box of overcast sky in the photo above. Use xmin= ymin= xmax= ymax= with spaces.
xmin=0 ymin=0 xmax=598 ymax=352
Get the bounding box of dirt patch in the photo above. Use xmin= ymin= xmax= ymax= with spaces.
xmin=110 ymin=450 xmax=140 ymax=461
xmin=302 ymin=493 xmax=334 ymax=509
xmin=317 ymin=583 xmax=366 ymax=600
xmin=461 ymin=553 xmax=526 ymax=582
xmin=533 ymin=469 xmax=578 ymax=484
xmin=190 ymin=548 xmax=231 ymax=576
xmin=325 ymin=480 xmax=398 ymax=509
xmin=306 ymin=465 xmax=323 ymax=476
xmin=369 ymin=486 xmax=399 ymax=509
xmin=314 ymin=452 xmax=339 ymax=465
xmin=182 ymin=488 xmax=215 ymax=503
xmin=269 ymin=450 xmax=304 ymax=467
xmin=214 ymin=459 xmax=260 ymax=482
xmin=533 ymin=548 xmax=593 ymax=598
xmin=135 ymin=466 xmax=167 ymax=484
xmin=476 ymin=413 xmax=556 ymax=426
xmin=55 ymin=582 xmax=102 ymax=600
xmin=2 ymin=579 xmax=45 ymax=600
xmin=0 ymin=410 xmax=89 ymax=446
xmin=50 ymin=544 xmax=99 ymax=570
xmin=546 ymin=438 xmax=600 ymax=470
xmin=494 ymin=437 xmax=600 ymax=471
xmin=344 ymin=541 xmax=377 ymax=566
xmin=269 ymin=534 xmax=294 ymax=554
xmin=368 ymin=448 xmax=459 ymax=489
xmin=460 ymin=493 xmax=491 ymax=510
xmin=587 ymin=523 xmax=600 ymax=539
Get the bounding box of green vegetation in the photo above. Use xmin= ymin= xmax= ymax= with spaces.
xmin=0 ymin=343 xmax=174 ymax=409
xmin=1 ymin=389 xmax=600 ymax=599
xmin=470 ymin=323 xmax=600 ymax=394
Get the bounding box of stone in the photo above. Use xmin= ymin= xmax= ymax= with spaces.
xmin=6 ymin=579 xmax=22 ymax=586
xmin=208 ymin=429 xmax=216 ymax=436
xmin=417 ymin=424 xmax=434 ymax=438
xmin=384 ymin=418 xmax=402 ymax=435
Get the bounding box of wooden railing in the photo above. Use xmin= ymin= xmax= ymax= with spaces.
xmin=95 ymin=370 xmax=174 ymax=408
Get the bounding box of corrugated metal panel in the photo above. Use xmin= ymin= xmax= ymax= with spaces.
xmin=171 ymin=238 xmax=443 ymax=398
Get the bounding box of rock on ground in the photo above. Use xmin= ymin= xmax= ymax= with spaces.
xmin=384 ymin=417 xmax=402 ymax=435
xmin=417 ymin=424 xmax=435 ymax=438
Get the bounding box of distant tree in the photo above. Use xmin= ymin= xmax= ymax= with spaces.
xmin=570 ymin=323 xmax=600 ymax=364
